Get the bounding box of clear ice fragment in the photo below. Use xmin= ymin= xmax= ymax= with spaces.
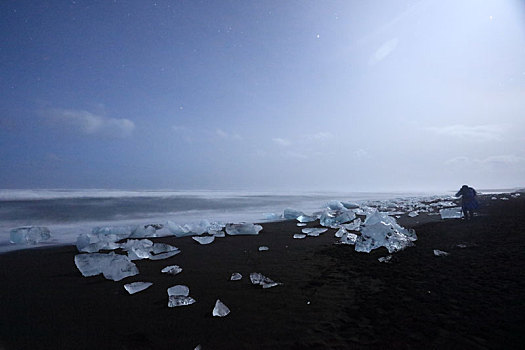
xmin=192 ymin=236 xmax=215 ymax=245
xmin=161 ymin=265 xmax=182 ymax=275
xmin=225 ymin=223 xmax=263 ymax=235
xmin=326 ymin=201 xmax=345 ymax=210
xmin=74 ymin=252 xmax=139 ymax=281
xmin=297 ymin=223 xmax=307 ymax=227
xmin=168 ymin=295 xmax=196 ymax=307
xmin=339 ymin=232 xmax=358 ymax=245
xmin=212 ymin=299 xmax=230 ymax=317
xmin=258 ymin=246 xmax=269 ymax=251
xmin=250 ymin=272 xmax=282 ymax=289
xmin=408 ymin=211 xmax=419 ymax=217
xmin=342 ymin=218 xmax=361 ymax=231
xmin=293 ymin=233 xmax=306 ymax=239
xmin=10 ymin=226 xmax=51 ymax=245
xmin=283 ymin=208 xmax=304 ymax=220
xmin=341 ymin=202 xmax=360 ymax=209
xmin=296 ymin=215 xmax=316 ymax=223
xmin=439 ymin=207 xmax=463 ymax=219
xmin=378 ymin=255 xmax=392 ymax=263
xmin=320 ymin=210 xmax=356 ymax=228
xmin=167 ymin=285 xmax=190 ymax=297
xmin=301 ymin=227 xmax=328 ymax=236
xmin=166 ymin=220 xmax=192 ymax=237
xmin=124 ymin=282 xmax=153 ymax=294
xmin=230 ymin=272 xmax=242 ymax=281
xmin=433 ymin=249 xmax=449 ymax=256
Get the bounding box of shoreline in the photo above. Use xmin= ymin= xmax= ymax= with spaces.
xmin=1 ymin=193 xmax=524 ymax=349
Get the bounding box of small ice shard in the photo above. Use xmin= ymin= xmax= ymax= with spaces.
xmin=74 ymin=252 xmax=139 ymax=281
xmin=439 ymin=207 xmax=463 ymax=219
xmin=283 ymin=208 xmax=304 ymax=220
xmin=212 ymin=299 xmax=230 ymax=317
xmin=250 ymin=272 xmax=282 ymax=289
xmin=457 ymin=244 xmax=468 ymax=248
xmin=408 ymin=211 xmax=419 ymax=217
xmin=10 ymin=227 xmax=51 ymax=245
xmin=230 ymin=272 xmax=242 ymax=281
xmin=302 ymin=227 xmax=328 ymax=237
xmin=167 ymin=285 xmax=190 ymax=297
xmin=149 ymin=243 xmax=180 ymax=260
xmin=296 ymin=223 xmax=307 ymax=227
xmin=124 ymin=282 xmax=153 ymax=294
xmin=335 ymin=227 xmax=347 ymax=238
xmin=258 ymin=246 xmax=269 ymax=251
xmin=293 ymin=233 xmax=306 ymax=239
xmin=340 ymin=232 xmax=358 ymax=245
xmin=168 ymin=295 xmax=196 ymax=307
xmin=320 ymin=210 xmax=356 ymax=228
xmin=342 ymin=201 xmax=360 ymax=209
xmin=192 ymin=236 xmax=215 ymax=245
xmin=378 ymin=255 xmax=392 ymax=263
xmin=166 ymin=220 xmax=192 ymax=237
xmin=296 ymin=215 xmax=316 ymax=223
xmin=342 ymin=218 xmax=361 ymax=231
xmin=161 ymin=265 xmax=182 ymax=275
xmin=491 ymin=197 xmax=498 ymax=200
xmin=225 ymin=223 xmax=263 ymax=236
xmin=433 ymin=249 xmax=449 ymax=256
xmin=501 ymin=197 xmax=509 ymax=201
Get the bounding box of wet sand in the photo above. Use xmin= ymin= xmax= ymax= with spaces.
xmin=0 ymin=194 xmax=524 ymax=349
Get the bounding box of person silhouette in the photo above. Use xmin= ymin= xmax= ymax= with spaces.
xmin=455 ymin=185 xmax=479 ymax=221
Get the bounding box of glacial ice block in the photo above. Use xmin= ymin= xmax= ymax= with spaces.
xmin=74 ymin=252 xmax=139 ymax=281
xmin=76 ymin=233 xmax=121 ymax=253
xmin=250 ymin=272 xmax=282 ymax=289
xmin=326 ymin=200 xmax=345 ymax=210
xmin=339 ymin=232 xmax=358 ymax=245
xmin=212 ymin=299 xmax=230 ymax=317
xmin=124 ymin=282 xmax=153 ymax=294
xmin=167 ymin=285 xmax=190 ymax=297
xmin=168 ymin=295 xmax=196 ymax=307
xmin=342 ymin=218 xmax=361 ymax=231
xmin=301 ymin=227 xmax=328 ymax=237
xmin=439 ymin=207 xmax=463 ymax=219
xmin=230 ymin=272 xmax=242 ymax=281
xmin=319 ymin=210 xmax=356 ymax=228
xmin=166 ymin=221 xmax=192 ymax=237
xmin=225 ymin=223 xmax=263 ymax=236
xmin=10 ymin=227 xmax=51 ymax=245
xmin=192 ymin=236 xmax=215 ymax=245
xmin=284 ymin=208 xmax=304 ymax=220
xmin=161 ymin=265 xmax=183 ymax=275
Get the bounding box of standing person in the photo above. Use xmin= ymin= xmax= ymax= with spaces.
xmin=456 ymin=185 xmax=479 ymax=221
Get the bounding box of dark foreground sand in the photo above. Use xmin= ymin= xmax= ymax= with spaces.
xmin=1 ymin=194 xmax=524 ymax=349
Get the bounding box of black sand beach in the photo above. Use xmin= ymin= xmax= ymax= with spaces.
xmin=1 ymin=194 xmax=524 ymax=349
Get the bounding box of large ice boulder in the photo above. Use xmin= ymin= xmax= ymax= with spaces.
xmin=74 ymin=252 xmax=139 ymax=281
xmin=10 ymin=227 xmax=51 ymax=245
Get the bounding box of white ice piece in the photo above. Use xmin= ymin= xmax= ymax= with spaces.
xmin=74 ymin=252 xmax=139 ymax=281
xmin=439 ymin=207 xmax=463 ymax=219
xmin=212 ymin=299 xmax=231 ymax=317
xmin=326 ymin=200 xmax=345 ymax=210
xmin=293 ymin=233 xmax=307 ymax=239
xmin=10 ymin=227 xmax=51 ymax=245
xmin=339 ymin=232 xmax=358 ymax=245
xmin=166 ymin=221 xmax=192 ymax=237
xmin=342 ymin=218 xmax=361 ymax=231
xmin=296 ymin=223 xmax=307 ymax=227
xmin=335 ymin=227 xmax=347 ymax=238
xmin=167 ymin=285 xmax=190 ymax=297
xmin=408 ymin=211 xmax=419 ymax=217
xmin=342 ymin=202 xmax=360 ymax=209
xmin=168 ymin=295 xmax=196 ymax=307
xmin=301 ymin=227 xmax=328 ymax=237
xmin=284 ymin=208 xmax=305 ymax=220
xmin=230 ymin=272 xmax=242 ymax=281
xmin=124 ymin=282 xmax=153 ymax=294
xmin=161 ymin=265 xmax=183 ymax=275
xmin=250 ymin=272 xmax=282 ymax=289
xmin=433 ymin=249 xmax=449 ymax=257
xmin=296 ymin=215 xmax=316 ymax=223
xmin=320 ymin=210 xmax=356 ymax=228
xmin=501 ymin=197 xmax=509 ymax=201
xmin=378 ymin=255 xmax=393 ymax=263
xmin=225 ymin=223 xmax=263 ymax=236
xmin=76 ymin=233 xmax=121 ymax=253
xmin=129 ymin=225 xmax=157 ymax=238
xmin=192 ymin=236 xmax=215 ymax=245
xmin=258 ymin=246 xmax=269 ymax=251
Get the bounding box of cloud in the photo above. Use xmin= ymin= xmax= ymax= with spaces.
xmin=284 ymin=150 xmax=308 ymax=159
xmin=369 ymin=38 xmax=399 ymax=66
xmin=216 ymin=128 xmax=242 ymax=140
xmin=49 ymin=109 xmax=135 ymax=138
xmin=427 ymin=124 xmax=505 ymax=141
xmin=445 ymin=154 xmax=525 ymax=165
xmin=273 ymin=138 xmax=292 ymax=147
xmin=310 ymin=132 xmax=333 ymax=140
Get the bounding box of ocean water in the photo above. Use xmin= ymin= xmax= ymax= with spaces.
xmin=0 ymin=189 xmax=444 ymax=253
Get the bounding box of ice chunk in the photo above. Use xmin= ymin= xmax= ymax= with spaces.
xmin=439 ymin=207 xmax=463 ymax=219
xmin=408 ymin=211 xmax=419 ymax=217
xmin=212 ymin=298 xmax=230 ymax=317
xmin=283 ymin=208 xmax=304 ymax=220
xmin=122 ymin=239 xmax=154 ymax=260
xmin=124 ymin=282 xmax=153 ymax=294
xmin=326 ymin=200 xmax=345 ymax=210
xmin=341 ymin=201 xmax=360 ymax=209
xmin=92 ymin=225 xmax=135 ymax=237
xmin=167 ymin=285 xmax=190 ymax=297
xmin=339 ymin=232 xmax=358 ymax=245
xmin=342 ymin=218 xmax=361 ymax=231
xmin=192 ymin=236 xmax=215 ymax=245
xmin=76 ymin=233 xmax=121 ymax=253
xmin=161 ymin=265 xmax=182 ymax=275
xmin=378 ymin=255 xmax=392 ymax=263
xmin=129 ymin=225 xmax=157 ymax=238
xmin=320 ymin=210 xmax=356 ymax=228
xmin=491 ymin=196 xmax=498 ymax=200
xmin=258 ymin=246 xmax=269 ymax=251
xmin=296 ymin=214 xmax=316 ymax=223
xmin=293 ymin=233 xmax=306 ymax=239
xmin=302 ymin=227 xmax=328 ymax=237
xmin=166 ymin=220 xmax=192 ymax=237
xmin=501 ymin=197 xmax=509 ymax=201
xmin=10 ymin=226 xmax=51 ymax=245
xmin=335 ymin=227 xmax=347 ymax=238
xmin=250 ymin=272 xmax=282 ymax=289
xmin=355 ymin=210 xmax=417 ymax=253
xmin=264 ymin=213 xmax=282 ymax=221
xmin=74 ymin=252 xmax=139 ymax=281
xmin=212 ymin=299 xmax=230 ymax=317
xmin=225 ymin=223 xmax=263 ymax=236
xmin=168 ymin=295 xmax=196 ymax=307
xmin=230 ymin=272 xmax=242 ymax=281
xmin=150 ymin=243 xmax=180 ymax=260
xmin=210 ymin=230 xmax=225 ymax=237
xmin=433 ymin=249 xmax=449 ymax=256
xmin=296 ymin=223 xmax=307 ymax=227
